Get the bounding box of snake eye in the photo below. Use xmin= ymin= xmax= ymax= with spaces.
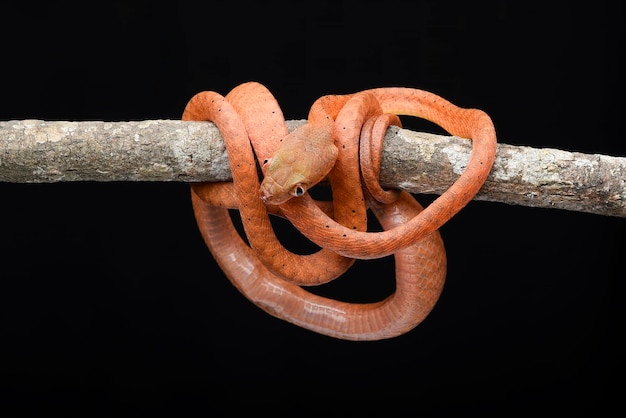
xmin=262 ymin=158 xmax=271 ymax=167
xmin=290 ymin=184 xmax=306 ymax=198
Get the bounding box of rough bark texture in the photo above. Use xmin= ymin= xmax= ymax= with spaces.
xmin=380 ymin=127 xmax=625 ymax=218
xmin=1 ymin=119 xmax=624 ymax=217
xmin=0 ymin=119 xmax=231 ymax=183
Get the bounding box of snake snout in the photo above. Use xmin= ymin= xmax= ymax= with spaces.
xmin=260 ymin=187 xmax=272 ymax=203
xmin=259 ymin=180 xmax=292 ymax=206
xmin=259 ymin=182 xmax=280 ymax=205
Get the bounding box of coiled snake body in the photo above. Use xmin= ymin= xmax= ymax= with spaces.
xmin=183 ymin=82 xmax=496 ymax=340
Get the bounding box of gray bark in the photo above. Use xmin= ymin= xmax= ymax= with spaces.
xmin=1 ymin=119 xmax=624 ymax=217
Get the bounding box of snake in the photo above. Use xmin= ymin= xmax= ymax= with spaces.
xmin=183 ymin=82 xmax=496 ymax=340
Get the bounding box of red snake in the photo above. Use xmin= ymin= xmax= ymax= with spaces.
xmin=183 ymin=82 xmax=496 ymax=340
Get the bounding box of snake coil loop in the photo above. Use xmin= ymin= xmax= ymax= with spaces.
xmin=183 ymin=82 xmax=496 ymax=340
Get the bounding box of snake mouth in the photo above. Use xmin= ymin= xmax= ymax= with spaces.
xmin=260 ymin=190 xmax=293 ymax=206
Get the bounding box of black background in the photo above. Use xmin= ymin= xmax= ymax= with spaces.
xmin=1 ymin=1 xmax=623 ymax=416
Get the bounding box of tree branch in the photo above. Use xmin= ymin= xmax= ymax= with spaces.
xmin=1 ymin=119 xmax=624 ymax=217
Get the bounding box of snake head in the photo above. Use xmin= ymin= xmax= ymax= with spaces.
xmin=259 ymin=123 xmax=337 ymax=206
